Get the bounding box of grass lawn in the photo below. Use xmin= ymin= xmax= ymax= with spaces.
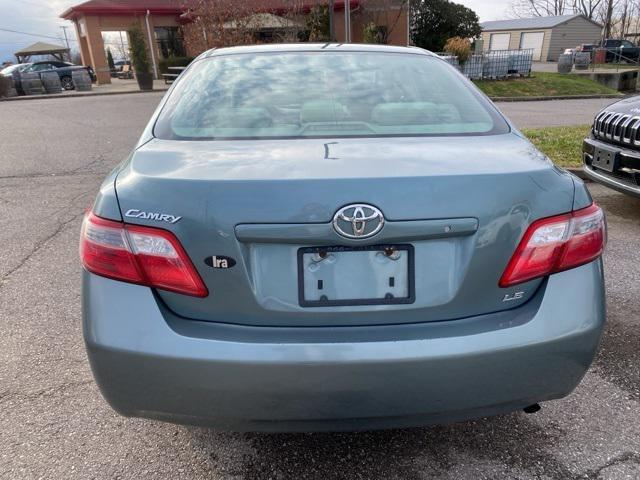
xmin=522 ymin=125 xmax=591 ymax=168
xmin=474 ymin=72 xmax=619 ymax=98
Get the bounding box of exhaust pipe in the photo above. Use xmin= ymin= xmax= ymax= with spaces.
xmin=523 ymin=403 xmax=541 ymax=414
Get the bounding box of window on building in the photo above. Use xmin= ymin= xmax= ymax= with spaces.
xmin=154 ymin=27 xmax=186 ymax=59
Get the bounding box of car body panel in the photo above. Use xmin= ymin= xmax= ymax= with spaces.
xmin=92 ymin=166 xmax=124 ymax=221
xmin=572 ymin=174 xmax=594 ymax=209
xmin=83 ymin=259 xmax=605 ymax=432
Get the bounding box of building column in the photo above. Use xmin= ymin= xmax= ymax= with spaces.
xmin=74 ymin=20 xmax=91 ymax=67
xmin=83 ymin=15 xmax=111 ymax=85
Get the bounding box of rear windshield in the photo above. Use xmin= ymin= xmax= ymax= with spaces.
xmin=154 ymin=51 xmax=509 ymax=140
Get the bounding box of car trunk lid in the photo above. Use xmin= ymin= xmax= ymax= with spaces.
xmin=114 ymin=133 xmax=575 ymax=327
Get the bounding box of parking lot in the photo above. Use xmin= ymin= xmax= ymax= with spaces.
xmin=0 ymin=94 xmax=639 ymax=480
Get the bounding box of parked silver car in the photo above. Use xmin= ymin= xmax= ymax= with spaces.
xmin=81 ymin=44 xmax=606 ymax=432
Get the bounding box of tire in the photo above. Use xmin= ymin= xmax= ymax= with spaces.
xmin=61 ymin=76 xmax=74 ymax=90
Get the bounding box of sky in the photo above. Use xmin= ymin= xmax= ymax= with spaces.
xmin=0 ymin=0 xmax=514 ymax=63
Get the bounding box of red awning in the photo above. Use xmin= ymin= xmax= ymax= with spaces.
xmin=61 ymin=0 xmax=360 ymax=20
xmin=61 ymin=0 xmax=185 ymax=20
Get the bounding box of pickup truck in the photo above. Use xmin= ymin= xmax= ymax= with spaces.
xmin=602 ymin=39 xmax=640 ymax=63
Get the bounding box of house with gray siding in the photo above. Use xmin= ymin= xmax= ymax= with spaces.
xmin=480 ymin=15 xmax=603 ymax=61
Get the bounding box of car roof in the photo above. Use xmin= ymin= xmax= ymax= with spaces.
xmin=200 ymin=43 xmax=434 ymax=59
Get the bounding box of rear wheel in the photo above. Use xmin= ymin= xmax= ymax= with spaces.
xmin=61 ymin=76 xmax=74 ymax=90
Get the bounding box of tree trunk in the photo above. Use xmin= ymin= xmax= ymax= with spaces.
xmin=603 ymin=0 xmax=614 ymax=41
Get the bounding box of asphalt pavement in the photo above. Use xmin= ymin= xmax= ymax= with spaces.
xmin=0 ymin=93 xmax=638 ymax=479
xmin=496 ymin=97 xmax=619 ymax=128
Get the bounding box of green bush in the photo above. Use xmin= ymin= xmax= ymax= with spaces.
xmin=158 ymin=56 xmax=194 ymax=74
xmin=128 ymin=24 xmax=150 ymax=74
xmin=106 ymin=48 xmax=115 ymax=70
xmin=306 ymin=5 xmax=330 ymax=42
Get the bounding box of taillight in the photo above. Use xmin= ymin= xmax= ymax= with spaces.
xmin=499 ymin=203 xmax=605 ymax=288
xmin=80 ymin=212 xmax=208 ymax=297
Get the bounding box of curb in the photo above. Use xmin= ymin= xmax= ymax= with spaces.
xmin=491 ymin=94 xmax=624 ymax=102
xmin=0 ymin=88 xmax=167 ymax=102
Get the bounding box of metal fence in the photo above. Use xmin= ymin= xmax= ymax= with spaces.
xmin=437 ymin=49 xmax=534 ymax=80
xmin=589 ymin=47 xmax=640 ymax=72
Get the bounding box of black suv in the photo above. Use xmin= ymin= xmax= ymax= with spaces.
xmin=583 ymin=97 xmax=640 ymax=197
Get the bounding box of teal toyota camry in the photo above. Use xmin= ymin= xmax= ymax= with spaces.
xmin=80 ymin=44 xmax=606 ymax=432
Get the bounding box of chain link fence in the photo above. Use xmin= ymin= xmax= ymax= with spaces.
xmin=437 ymin=49 xmax=534 ymax=80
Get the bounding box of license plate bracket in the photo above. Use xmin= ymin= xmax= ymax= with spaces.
xmin=297 ymin=245 xmax=415 ymax=307
xmin=592 ymin=145 xmax=620 ymax=173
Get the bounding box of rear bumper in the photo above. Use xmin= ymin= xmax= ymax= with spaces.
xmin=83 ymin=261 xmax=605 ymax=432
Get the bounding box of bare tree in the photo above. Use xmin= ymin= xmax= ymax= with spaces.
xmin=601 ymin=0 xmax=617 ymax=38
xmin=512 ymin=0 xmax=606 ymax=19
xmin=180 ymin=0 xmax=261 ymax=53
xmin=571 ymin=0 xmax=603 ymax=19
xmin=627 ymin=0 xmax=640 ymax=38
xmin=610 ymin=0 xmax=640 ymax=38
xmin=510 ymin=0 xmax=640 ymax=42
xmin=511 ymin=0 xmax=570 ymax=17
xmin=617 ymin=0 xmax=631 ymax=36
xmin=181 ymin=0 xmax=322 ymax=52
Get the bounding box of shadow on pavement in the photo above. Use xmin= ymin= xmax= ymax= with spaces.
xmin=189 ymin=412 xmax=573 ymax=480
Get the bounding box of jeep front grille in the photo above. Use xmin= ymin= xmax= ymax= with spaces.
xmin=593 ymin=111 xmax=640 ymax=146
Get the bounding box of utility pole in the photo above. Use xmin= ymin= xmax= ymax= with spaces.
xmin=344 ymin=0 xmax=351 ymax=43
xmin=119 ymin=31 xmax=127 ymax=60
xmin=60 ymin=26 xmax=70 ymax=49
xmin=406 ymin=0 xmax=411 ymax=46
xmin=60 ymin=25 xmax=70 ymax=60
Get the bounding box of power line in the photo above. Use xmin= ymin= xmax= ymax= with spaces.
xmin=0 ymin=25 xmax=131 ymax=53
xmin=0 ymin=27 xmax=77 ymax=42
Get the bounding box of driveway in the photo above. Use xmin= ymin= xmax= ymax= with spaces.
xmin=1 ymin=94 xmax=638 ymax=479
xmin=532 ymin=62 xmax=561 ymax=73
xmin=532 ymin=61 xmax=638 ymax=74
xmin=496 ymin=97 xmax=617 ymax=128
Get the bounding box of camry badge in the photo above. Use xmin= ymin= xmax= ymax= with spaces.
xmin=124 ymin=209 xmax=182 ymax=224
xmin=333 ymin=204 xmax=385 ymax=239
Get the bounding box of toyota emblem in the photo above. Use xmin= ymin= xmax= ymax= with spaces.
xmin=333 ymin=204 xmax=385 ymax=239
